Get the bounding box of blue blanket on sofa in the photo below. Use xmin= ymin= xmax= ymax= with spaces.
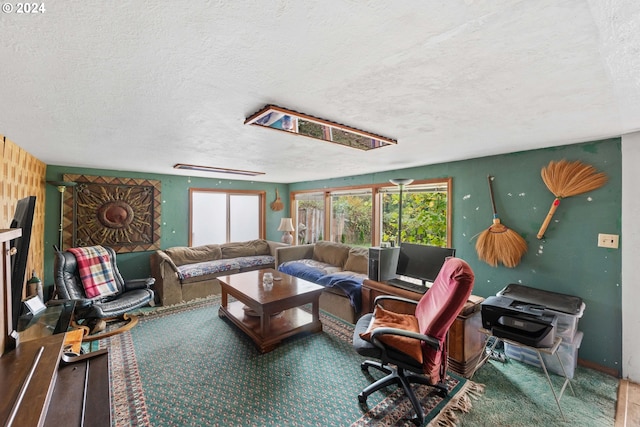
xmin=278 ymin=262 xmax=363 ymax=313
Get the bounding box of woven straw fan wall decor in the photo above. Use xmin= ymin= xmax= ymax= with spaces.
xmin=537 ymin=159 xmax=607 ymax=239
xmin=270 ymin=189 xmax=284 ymax=211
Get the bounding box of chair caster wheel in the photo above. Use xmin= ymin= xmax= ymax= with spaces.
xmin=360 ymin=364 xmax=369 ymax=372
xmin=435 ymin=384 xmax=448 ymax=398
xmin=358 ymin=393 xmax=367 ymax=404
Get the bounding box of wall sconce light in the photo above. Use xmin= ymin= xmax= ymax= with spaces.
xmin=245 ymin=105 xmax=397 ymax=151
xmin=277 ymin=218 xmax=295 ymax=245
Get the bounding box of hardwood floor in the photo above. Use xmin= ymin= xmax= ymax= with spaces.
xmin=615 ymin=379 xmax=640 ymax=426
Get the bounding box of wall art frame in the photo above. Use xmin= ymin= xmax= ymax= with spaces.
xmin=62 ymin=174 xmax=162 ymax=253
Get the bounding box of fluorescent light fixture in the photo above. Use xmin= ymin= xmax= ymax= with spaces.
xmin=245 ymin=105 xmax=397 ymax=151
xmin=173 ymin=163 xmax=265 ymax=176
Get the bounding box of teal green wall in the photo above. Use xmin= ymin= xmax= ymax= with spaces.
xmin=290 ymin=138 xmax=622 ymax=373
xmin=44 ymin=166 xmax=290 ymax=293
xmin=44 ymin=138 xmax=622 ymax=372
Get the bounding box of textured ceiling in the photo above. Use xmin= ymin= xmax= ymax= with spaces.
xmin=1 ymin=1 xmax=639 ymax=183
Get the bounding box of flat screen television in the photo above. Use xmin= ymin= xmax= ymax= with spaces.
xmin=395 ymin=242 xmax=456 ymax=285
xmin=10 ymin=196 xmax=36 ymax=335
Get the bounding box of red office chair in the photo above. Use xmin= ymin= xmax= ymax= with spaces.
xmin=353 ymin=257 xmax=475 ymax=424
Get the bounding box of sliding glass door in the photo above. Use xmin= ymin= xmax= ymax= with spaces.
xmin=229 ymin=194 xmax=261 ymax=242
xmin=190 ymin=189 xmax=264 ymax=246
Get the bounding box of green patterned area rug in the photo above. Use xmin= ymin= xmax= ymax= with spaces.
xmin=459 ymin=356 xmax=618 ymax=426
xmin=105 ymin=297 xmax=481 ymax=426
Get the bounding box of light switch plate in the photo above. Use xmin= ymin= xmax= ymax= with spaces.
xmin=598 ymin=233 xmax=619 ymax=249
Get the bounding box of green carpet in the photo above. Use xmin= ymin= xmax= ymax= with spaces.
xmin=459 ymin=355 xmax=618 ymax=426
xmin=105 ymin=297 xmax=617 ymax=426
xmin=105 ymin=297 xmax=480 ymax=426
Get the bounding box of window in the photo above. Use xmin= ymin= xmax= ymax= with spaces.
xmin=292 ymin=178 xmax=451 ymax=247
xmin=330 ymin=189 xmax=372 ymax=246
xmin=379 ymin=182 xmax=449 ymax=247
xmin=294 ymin=192 xmax=325 ymax=245
xmin=190 ymin=189 xmax=265 ymax=246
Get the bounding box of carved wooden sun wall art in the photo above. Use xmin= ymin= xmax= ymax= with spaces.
xmin=62 ymin=174 xmax=161 ymax=253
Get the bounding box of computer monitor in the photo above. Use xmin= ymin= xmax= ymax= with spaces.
xmin=9 ymin=196 xmax=36 ymax=337
xmin=395 ymin=243 xmax=456 ymax=285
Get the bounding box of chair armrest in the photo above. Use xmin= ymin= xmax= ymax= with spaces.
xmin=373 ymin=296 xmax=418 ymax=315
xmin=48 ymin=297 xmax=93 ymax=308
xmin=370 ymin=326 xmax=441 ymax=351
xmin=373 ymin=295 xmax=419 ymax=308
xmin=124 ymin=277 xmax=155 ymax=292
xmin=46 ymin=298 xmax=77 ymax=306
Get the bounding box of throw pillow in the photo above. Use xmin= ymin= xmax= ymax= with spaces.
xmin=165 ymin=244 xmax=221 ymax=266
xmin=250 ymin=239 xmax=271 ymax=255
xmin=221 ymin=240 xmax=258 ymax=258
xmin=312 ymin=241 xmax=350 ymax=268
xmin=343 ymin=246 xmax=369 ymax=274
xmin=359 ymin=304 xmax=423 ymax=364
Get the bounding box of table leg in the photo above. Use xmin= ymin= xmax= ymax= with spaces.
xmin=470 ymin=334 xmax=496 ymax=379
xmin=536 ymin=350 xmax=566 ymax=421
xmin=218 ymin=289 xmax=228 ymax=318
xmin=260 ymin=312 xmax=270 ymax=338
xmin=554 ymin=352 xmax=575 ymax=398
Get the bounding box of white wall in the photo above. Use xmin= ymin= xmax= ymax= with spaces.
xmin=622 ymin=132 xmax=640 ymax=381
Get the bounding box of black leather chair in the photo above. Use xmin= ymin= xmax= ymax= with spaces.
xmin=352 ymin=257 xmax=475 ymax=424
xmin=54 ymin=245 xmax=155 ymax=339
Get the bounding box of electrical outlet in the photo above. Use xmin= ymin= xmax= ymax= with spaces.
xmin=598 ymin=233 xmax=619 ymax=249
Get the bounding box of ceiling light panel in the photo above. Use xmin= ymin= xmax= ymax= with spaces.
xmin=245 ymin=105 xmax=397 ymax=151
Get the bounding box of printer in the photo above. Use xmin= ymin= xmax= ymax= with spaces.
xmin=481 ymin=295 xmax=557 ymax=347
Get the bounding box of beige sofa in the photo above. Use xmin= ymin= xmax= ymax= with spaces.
xmin=150 ymin=239 xmax=286 ymax=306
xmin=275 ymin=241 xmax=369 ymax=323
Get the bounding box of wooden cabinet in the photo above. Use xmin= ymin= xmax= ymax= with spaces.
xmin=1 ymin=228 xmax=22 ymax=354
xmin=362 ymin=279 xmax=485 ymax=377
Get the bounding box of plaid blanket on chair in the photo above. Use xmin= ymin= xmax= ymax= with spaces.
xmin=68 ymin=246 xmax=119 ymax=299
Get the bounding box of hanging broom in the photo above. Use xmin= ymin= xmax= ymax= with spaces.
xmin=270 ymin=188 xmax=284 ymax=211
xmin=476 ymin=175 xmax=528 ymax=268
xmin=537 ymin=159 xmax=607 ymax=239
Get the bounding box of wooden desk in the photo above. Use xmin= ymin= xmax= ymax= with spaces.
xmin=0 ymin=303 xmax=110 ymax=426
xmin=362 ymin=279 xmax=485 ymax=377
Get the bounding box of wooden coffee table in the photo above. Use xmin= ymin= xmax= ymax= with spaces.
xmin=217 ymin=268 xmax=325 ymax=353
